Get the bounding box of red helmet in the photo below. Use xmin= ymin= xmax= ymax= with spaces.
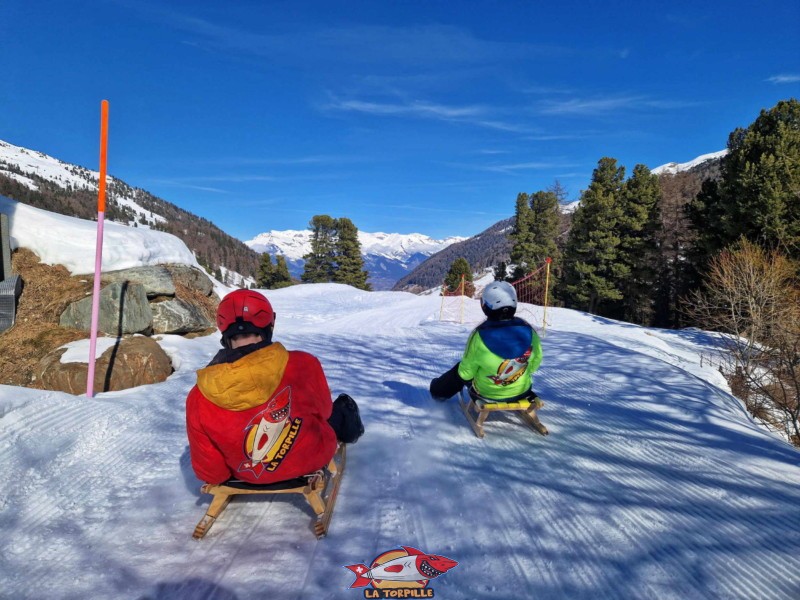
xmin=216 ymin=289 xmax=275 ymax=346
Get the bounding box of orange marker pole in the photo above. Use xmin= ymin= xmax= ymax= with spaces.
xmin=87 ymin=100 xmax=109 ymax=398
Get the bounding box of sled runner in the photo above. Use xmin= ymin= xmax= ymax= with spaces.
xmin=192 ymin=443 xmax=346 ymax=540
xmin=459 ymin=387 xmax=548 ymax=438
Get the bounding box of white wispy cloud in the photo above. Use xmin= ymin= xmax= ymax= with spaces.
xmin=147 ymin=180 xmax=230 ymax=193
xmin=481 ymin=161 xmax=578 ymax=174
xmin=767 ymin=74 xmax=800 ymax=84
xmin=125 ymin=3 xmax=570 ymax=68
xmin=538 ymin=95 xmax=697 ymax=116
xmin=218 ymin=155 xmax=358 ymax=167
xmin=328 ymin=98 xmax=483 ymax=119
xmin=538 ymin=95 xmax=646 ymax=115
xmin=149 ymin=171 xmax=346 ymax=189
xmin=325 ymin=96 xmax=531 ymax=133
xmin=167 ymin=175 xmax=279 ymax=183
xmin=444 ymin=160 xmax=577 ymax=174
xmin=523 ymin=133 xmax=588 ymax=141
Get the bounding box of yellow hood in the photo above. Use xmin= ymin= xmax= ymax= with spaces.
xmin=196 ymin=343 xmax=290 ymax=411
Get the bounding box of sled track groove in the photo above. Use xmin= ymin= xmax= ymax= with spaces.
xmin=533 ymin=363 xmax=800 ymax=599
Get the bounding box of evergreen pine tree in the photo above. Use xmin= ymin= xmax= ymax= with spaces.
xmin=560 ymin=157 xmax=627 ymax=314
xmin=509 ymin=185 xmax=562 ymax=293
xmin=302 ymin=215 xmax=337 ymax=283
xmin=333 ymin=217 xmax=371 ymax=290
xmin=494 ymin=260 xmax=509 ymax=282
xmin=272 ymin=255 xmax=293 ymax=288
xmin=257 ymin=252 xmax=276 ymax=288
xmin=687 ymin=98 xmax=800 ymax=264
xmin=616 ymin=165 xmax=662 ymax=324
xmin=528 ymin=186 xmax=563 ymax=303
xmin=509 ymin=193 xmax=535 ymax=279
xmin=444 ymin=257 xmax=475 ymax=297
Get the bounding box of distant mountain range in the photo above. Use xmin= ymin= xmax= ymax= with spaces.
xmin=246 ymin=230 xmax=465 ymax=290
xmin=391 ymin=218 xmax=515 ymax=292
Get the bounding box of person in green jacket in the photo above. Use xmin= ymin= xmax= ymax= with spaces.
xmin=430 ymin=281 xmax=542 ymax=401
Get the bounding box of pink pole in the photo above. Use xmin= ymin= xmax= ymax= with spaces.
xmin=86 ymin=214 xmax=106 ymax=397
xmin=87 ymin=100 xmax=109 ymax=397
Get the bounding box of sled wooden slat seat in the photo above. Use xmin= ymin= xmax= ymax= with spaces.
xmin=459 ymin=387 xmax=548 ymax=438
xmin=192 ymin=443 xmax=346 ymax=540
xmin=475 ymin=399 xmax=532 ymax=411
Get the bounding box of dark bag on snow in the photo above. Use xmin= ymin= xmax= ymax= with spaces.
xmin=328 ymin=393 xmax=365 ymax=444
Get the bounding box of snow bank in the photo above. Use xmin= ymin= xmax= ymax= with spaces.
xmin=0 ymin=195 xmax=199 ymax=274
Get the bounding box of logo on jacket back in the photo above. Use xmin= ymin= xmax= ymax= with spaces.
xmin=345 ymin=545 xmax=458 ymax=597
xmin=238 ymin=386 xmax=302 ymax=477
xmin=486 ymin=348 xmax=531 ymax=386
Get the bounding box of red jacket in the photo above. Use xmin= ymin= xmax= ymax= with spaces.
xmin=186 ymin=342 xmax=338 ymax=485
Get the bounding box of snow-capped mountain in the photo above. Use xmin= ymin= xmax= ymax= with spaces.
xmin=245 ymin=229 xmax=465 ymax=290
xmin=652 ymin=149 xmax=728 ymax=176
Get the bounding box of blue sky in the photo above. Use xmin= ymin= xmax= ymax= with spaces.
xmin=2 ymin=0 xmax=799 ymax=240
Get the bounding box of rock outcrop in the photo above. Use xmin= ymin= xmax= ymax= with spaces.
xmin=152 ymin=298 xmax=214 ymax=334
xmin=103 ymin=266 xmax=176 ymax=298
xmin=36 ymin=336 xmax=174 ymax=395
xmin=168 ymin=265 xmax=214 ymax=296
xmin=59 ymin=282 xmax=153 ymax=335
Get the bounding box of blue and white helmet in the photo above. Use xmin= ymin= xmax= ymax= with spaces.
xmin=482 ymin=281 xmax=517 ymax=310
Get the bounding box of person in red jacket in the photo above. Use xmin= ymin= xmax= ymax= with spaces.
xmin=186 ymin=289 xmax=361 ymax=485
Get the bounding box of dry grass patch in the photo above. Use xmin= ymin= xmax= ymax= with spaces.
xmin=0 ymin=249 xmax=90 ymax=387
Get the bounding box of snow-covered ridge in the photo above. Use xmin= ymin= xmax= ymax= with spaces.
xmin=245 ymin=229 xmax=465 ymax=261
xmin=652 ymin=149 xmax=727 ymax=176
xmin=559 ymin=200 xmax=580 ymax=214
xmin=0 ymin=138 xmax=165 ymax=226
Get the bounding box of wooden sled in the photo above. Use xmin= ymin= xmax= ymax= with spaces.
xmin=459 ymin=388 xmax=548 ymax=438
xmin=192 ymin=443 xmax=346 ymax=540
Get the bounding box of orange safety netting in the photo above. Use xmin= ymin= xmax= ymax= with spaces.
xmin=439 ymin=274 xmax=468 ymax=323
xmin=509 ymin=258 xmax=552 ymax=331
xmin=438 ymin=260 xmax=553 ymax=330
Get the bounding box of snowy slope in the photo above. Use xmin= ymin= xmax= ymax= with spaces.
xmin=1 ymin=205 xmax=799 ymax=599
xmin=0 ymin=139 xmax=166 ymax=226
xmin=652 ymin=150 xmax=728 ymax=175
xmin=246 ymin=229 xmax=465 ymax=290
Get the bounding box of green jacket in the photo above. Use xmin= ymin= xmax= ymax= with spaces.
xmin=458 ymin=317 xmax=542 ymax=399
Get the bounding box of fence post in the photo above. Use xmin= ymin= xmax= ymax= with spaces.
xmin=542 ymin=257 xmax=552 ymax=335
xmin=439 ymin=280 xmax=446 ymax=321
xmin=459 ymin=274 xmax=465 ymax=324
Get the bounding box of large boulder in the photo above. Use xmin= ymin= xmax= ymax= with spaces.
xmin=168 ymin=265 xmax=214 ymax=296
xmin=36 ymin=336 xmax=173 ymax=394
xmin=151 ymin=298 xmax=214 ymax=334
xmin=59 ymin=282 xmax=153 ymax=335
xmin=102 ymin=266 xmax=175 ymax=298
